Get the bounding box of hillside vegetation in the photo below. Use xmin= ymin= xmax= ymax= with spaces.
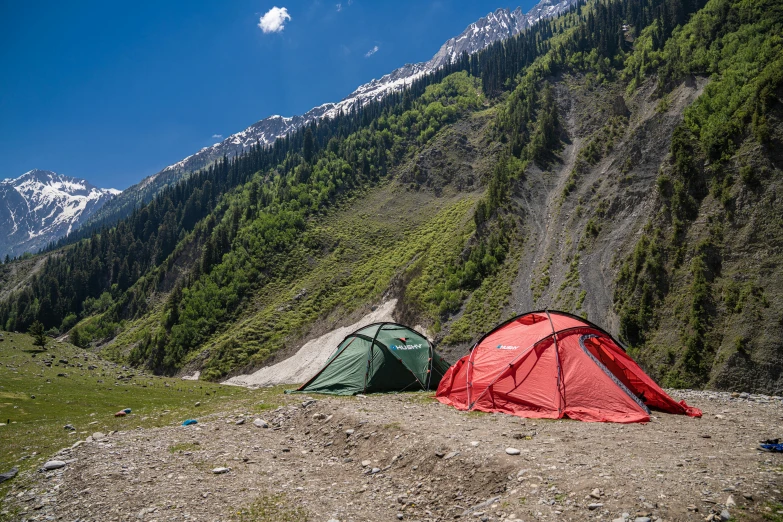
xmin=0 ymin=332 xmax=256 ymax=478
xmin=0 ymin=0 xmax=780 ymax=392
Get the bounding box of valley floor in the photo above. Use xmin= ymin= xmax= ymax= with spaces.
xmin=3 ymin=390 xmax=782 ymax=522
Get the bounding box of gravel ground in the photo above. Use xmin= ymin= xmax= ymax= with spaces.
xmin=3 ymin=390 xmax=782 ymax=522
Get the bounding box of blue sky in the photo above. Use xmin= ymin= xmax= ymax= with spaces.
xmin=0 ymin=1 xmax=534 ymax=189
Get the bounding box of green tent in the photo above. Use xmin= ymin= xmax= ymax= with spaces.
xmin=294 ymin=322 xmax=451 ymax=395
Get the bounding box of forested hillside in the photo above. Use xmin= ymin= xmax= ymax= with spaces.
xmin=0 ymin=0 xmax=780 ymax=392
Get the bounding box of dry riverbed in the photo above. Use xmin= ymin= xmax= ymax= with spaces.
xmin=2 ymin=390 xmax=782 ymax=522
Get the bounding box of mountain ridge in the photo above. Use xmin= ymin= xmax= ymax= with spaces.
xmin=79 ymin=0 xmax=579 ymax=233
xmin=3 ymin=0 xmax=777 ymax=393
xmin=0 ymin=170 xmax=119 ymax=259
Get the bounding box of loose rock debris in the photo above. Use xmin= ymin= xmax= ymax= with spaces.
xmin=2 ymin=390 xmax=783 ymax=521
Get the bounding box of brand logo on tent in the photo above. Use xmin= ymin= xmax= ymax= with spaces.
xmin=390 ymin=344 xmax=423 ymax=351
xmin=496 ymin=344 xmax=520 ymax=350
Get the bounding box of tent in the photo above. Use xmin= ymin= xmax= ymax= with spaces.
xmin=436 ymin=310 xmax=701 ymax=423
xmin=295 ymin=322 xmax=451 ymax=395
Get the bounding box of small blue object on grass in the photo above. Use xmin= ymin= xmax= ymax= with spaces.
xmin=182 ymin=419 xmax=198 ymax=426
xmin=759 ymin=443 xmax=783 ymax=452
xmin=123 ymin=408 xmax=132 ymax=414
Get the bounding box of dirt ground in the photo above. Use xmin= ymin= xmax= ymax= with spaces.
xmin=3 ymin=390 xmax=783 ymax=522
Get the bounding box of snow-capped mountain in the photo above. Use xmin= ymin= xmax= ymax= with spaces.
xmin=161 ymin=0 xmax=578 ymax=175
xmin=83 ymin=0 xmax=579 ymax=230
xmin=0 ymin=170 xmax=120 ymax=258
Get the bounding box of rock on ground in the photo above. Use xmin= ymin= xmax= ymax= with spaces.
xmin=2 ymin=389 xmax=782 ymax=521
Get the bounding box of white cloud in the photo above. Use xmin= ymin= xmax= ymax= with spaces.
xmin=336 ymin=3 xmax=342 ymax=11
xmin=212 ymin=134 xmax=223 ymax=140
xmin=365 ymin=45 xmax=379 ymax=57
xmin=258 ymin=6 xmax=291 ymax=34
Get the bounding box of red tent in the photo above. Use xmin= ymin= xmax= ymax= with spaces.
xmin=436 ymin=311 xmax=701 ymax=423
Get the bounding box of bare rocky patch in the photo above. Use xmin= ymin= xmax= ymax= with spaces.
xmin=3 ymin=390 xmax=782 ymax=521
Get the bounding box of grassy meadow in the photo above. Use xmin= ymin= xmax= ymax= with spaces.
xmin=0 ymin=332 xmax=269 ymax=486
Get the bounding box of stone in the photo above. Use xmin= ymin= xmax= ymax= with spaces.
xmin=63 ymin=424 xmax=75 ymax=431
xmin=42 ymin=460 xmax=66 ymax=471
xmin=253 ymin=418 xmax=269 ymax=428
xmin=588 ymin=503 xmax=603 ymax=510
xmin=720 ymin=510 xmax=731 ymax=521
xmin=92 ymin=432 xmax=106 ymax=440
xmin=505 ymin=448 xmax=521 ymax=455
xmin=235 ymin=418 xmax=245 ymax=425
xmin=742 ymin=493 xmax=753 ymax=501
xmin=0 ymin=466 xmax=18 ymax=484
xmin=195 ymin=401 xmax=201 ymax=407
xmin=211 ymin=467 xmax=230 ymax=474
xmin=361 ymin=460 xmax=372 ymax=467
xmin=312 ymin=412 xmax=327 ymax=421
xmin=470 ymin=441 xmax=480 ymax=447
xmin=444 ymin=451 xmax=460 ymax=460
xmin=345 ymin=429 xmax=355 ymax=435
xmin=371 ymin=467 xmax=381 ymax=474
xmin=397 ymin=513 xmax=404 ymax=520
xmin=590 ymin=488 xmax=601 ymax=499
xmin=726 ymin=495 xmax=736 ymax=507
xmin=634 ymin=518 xmax=651 ymax=522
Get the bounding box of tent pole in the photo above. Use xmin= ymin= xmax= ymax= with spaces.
xmin=544 ymin=310 xmax=564 ymax=416
xmin=466 ymin=341 xmax=478 ymax=409
xmin=426 ymin=341 xmax=434 ymax=390
xmin=363 ymin=323 xmax=386 ymax=394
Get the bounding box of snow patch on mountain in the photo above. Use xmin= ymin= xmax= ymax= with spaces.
xmin=155 ymin=0 xmax=579 ymax=177
xmin=82 ymin=0 xmax=579 ymax=233
xmin=0 ymin=170 xmax=119 ymax=258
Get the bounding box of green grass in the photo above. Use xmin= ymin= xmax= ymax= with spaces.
xmin=401 ymin=391 xmax=438 ymax=404
xmin=168 ymin=442 xmax=202 ymax=453
xmin=763 ymin=502 xmax=783 ymax=522
xmin=232 ymin=494 xmax=309 ymax=522
xmin=186 ymin=182 xmax=478 ymax=379
xmin=0 ymin=332 xmax=261 ymax=488
xmin=443 ymin=241 xmax=521 ymax=345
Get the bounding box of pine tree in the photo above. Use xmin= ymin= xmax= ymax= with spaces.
xmin=303 ymin=128 xmax=315 ymax=164
xmin=29 ymin=320 xmax=48 ymax=350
